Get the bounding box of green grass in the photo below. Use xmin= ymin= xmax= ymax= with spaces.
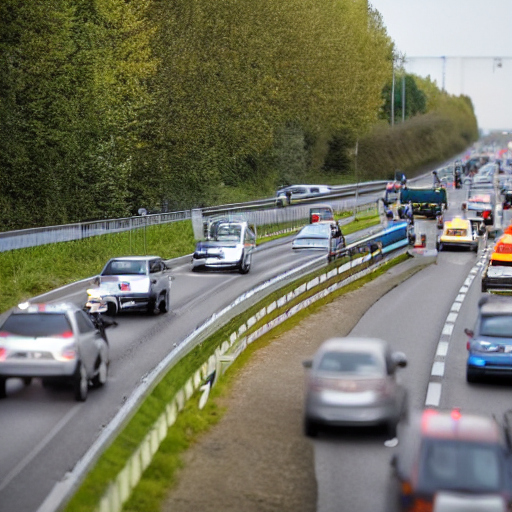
xmin=63 ymin=251 xmax=417 ymax=512
xmin=0 ymin=221 xmax=196 ymax=313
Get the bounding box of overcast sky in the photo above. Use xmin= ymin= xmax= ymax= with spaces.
xmin=369 ymin=0 xmax=512 ymax=132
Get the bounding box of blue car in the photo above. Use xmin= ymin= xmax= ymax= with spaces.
xmin=466 ymin=294 xmax=512 ymax=382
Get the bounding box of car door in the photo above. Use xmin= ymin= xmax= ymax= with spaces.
xmin=74 ymin=310 xmax=102 ymax=375
xmin=149 ymin=259 xmax=167 ymax=297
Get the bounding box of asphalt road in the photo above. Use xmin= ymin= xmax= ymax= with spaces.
xmin=0 ymin=219 xmax=381 ymax=512
xmin=312 ymin=183 xmax=511 ymax=512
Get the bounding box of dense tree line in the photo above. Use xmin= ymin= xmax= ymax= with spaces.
xmin=0 ymin=0 xmax=477 ymax=230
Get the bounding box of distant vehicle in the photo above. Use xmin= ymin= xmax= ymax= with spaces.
xmin=463 ymin=189 xmax=495 ymax=225
xmin=384 ymin=181 xmax=402 ymax=206
xmin=192 ymin=219 xmax=256 ymax=274
xmin=87 ymin=256 xmax=173 ymax=316
xmin=276 ymin=184 xmax=332 ymax=206
xmin=302 ymin=337 xmax=407 ymax=437
xmin=292 ymin=221 xmax=346 ymax=262
xmin=0 ymin=302 xmax=110 ymax=401
xmin=481 ymin=232 xmax=512 ymax=293
xmin=399 ymin=187 xmax=448 ymax=219
xmin=465 ymin=294 xmax=512 ymax=382
xmin=436 ymin=217 xmax=479 ymax=252
xmin=389 ymin=408 xmax=512 ymax=511
xmin=309 ymin=204 xmax=334 ymax=223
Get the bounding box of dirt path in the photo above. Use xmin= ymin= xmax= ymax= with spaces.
xmin=162 ymin=256 xmax=430 ymax=512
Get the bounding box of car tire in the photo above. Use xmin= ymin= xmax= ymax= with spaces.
xmin=91 ymin=353 xmax=108 ymax=388
xmin=304 ymin=417 xmax=319 ymax=438
xmin=0 ymin=378 xmax=6 ymax=399
xmin=466 ymin=367 xmax=481 ymax=383
xmin=159 ymin=292 xmax=169 ymax=314
xmin=106 ymin=302 xmax=117 ymax=317
xmin=73 ymin=361 xmax=88 ymax=402
xmin=147 ymin=299 xmax=158 ymax=316
xmin=239 ymin=253 xmax=251 ymax=274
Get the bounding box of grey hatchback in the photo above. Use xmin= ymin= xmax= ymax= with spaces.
xmin=303 ymin=337 xmax=408 ymax=437
xmin=0 ymin=302 xmax=109 ymax=401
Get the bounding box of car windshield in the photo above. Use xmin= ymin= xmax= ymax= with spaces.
xmin=318 ymin=351 xmax=383 ymax=375
xmin=215 ymin=224 xmax=242 ymax=242
xmin=480 ymin=315 xmax=512 ymax=337
xmin=103 ymin=260 xmax=147 ymax=275
xmin=297 ymin=224 xmax=330 ymax=239
xmin=1 ymin=313 xmax=72 ymax=337
xmin=418 ymin=439 xmax=503 ymax=493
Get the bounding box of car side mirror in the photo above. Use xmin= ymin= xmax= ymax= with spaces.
xmin=392 ymin=351 xmax=407 ymax=369
xmin=464 ymin=328 xmax=474 ymax=338
xmin=93 ymin=276 xmax=100 ymax=286
xmin=302 ymin=360 xmax=312 ymax=369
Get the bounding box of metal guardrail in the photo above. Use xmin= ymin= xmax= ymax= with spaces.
xmin=0 ymin=211 xmax=191 ymax=252
xmin=0 ymin=182 xmax=386 ymax=252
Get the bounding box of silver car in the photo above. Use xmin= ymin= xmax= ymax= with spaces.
xmin=303 ymin=337 xmax=407 ymax=437
xmin=0 ymin=302 xmax=109 ymax=401
xmin=192 ymin=220 xmax=256 ymax=274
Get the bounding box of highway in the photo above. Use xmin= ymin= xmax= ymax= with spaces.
xmin=0 ymin=218 xmax=380 ymax=512
xmin=1 ymin=168 xmax=503 ymax=512
xmin=313 ymin=184 xmax=510 ymax=512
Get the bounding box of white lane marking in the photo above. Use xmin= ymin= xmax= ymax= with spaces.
xmin=431 ymin=362 xmax=445 ymax=377
xmin=442 ymin=324 xmax=454 ymax=336
xmin=436 ymin=341 xmax=449 ymax=357
xmin=447 ymin=312 xmax=458 ymax=323
xmin=0 ymin=405 xmax=81 ymax=492
xmin=425 ymin=382 xmax=442 ymax=407
xmin=424 ymin=250 xmax=488 ymax=408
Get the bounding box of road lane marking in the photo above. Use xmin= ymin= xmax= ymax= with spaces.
xmin=424 ymin=249 xmax=488 ymax=408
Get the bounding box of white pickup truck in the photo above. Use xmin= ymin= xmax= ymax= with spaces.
xmin=87 ymin=256 xmax=173 ymax=316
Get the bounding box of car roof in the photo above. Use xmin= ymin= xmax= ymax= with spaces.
xmin=317 ymin=337 xmax=388 ymax=354
xmin=109 ymin=256 xmax=160 ymax=261
xmin=443 ymin=217 xmax=471 ymax=229
xmin=11 ymin=302 xmax=80 ymax=315
xmin=419 ymin=409 xmax=502 ymax=443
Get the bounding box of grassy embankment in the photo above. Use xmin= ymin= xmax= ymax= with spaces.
xmin=0 ymin=210 xmax=380 ymax=314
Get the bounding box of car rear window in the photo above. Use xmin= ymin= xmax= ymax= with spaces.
xmin=318 ymin=351 xmax=382 ymax=375
xmin=1 ymin=313 xmax=72 ymax=337
xmin=103 ymin=260 xmax=146 ymax=275
xmin=480 ymin=315 xmax=512 ymax=337
xmin=418 ymin=439 xmax=503 ymax=492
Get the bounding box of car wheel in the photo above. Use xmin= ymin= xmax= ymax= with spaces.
xmin=0 ymin=378 xmax=6 ymax=399
xmin=106 ymin=302 xmax=117 ymax=317
xmin=91 ymin=353 xmax=108 ymax=388
xmin=147 ymin=299 xmax=157 ymax=316
xmin=466 ymin=367 xmax=481 ymax=384
xmin=239 ymin=253 xmax=251 ymax=274
xmin=159 ymin=292 xmax=169 ymax=314
xmin=73 ymin=361 xmax=88 ymax=402
xmin=304 ymin=417 xmax=319 ymax=438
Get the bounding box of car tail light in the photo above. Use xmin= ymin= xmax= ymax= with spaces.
xmin=410 ymin=498 xmax=433 ymax=512
xmin=55 ymin=331 xmax=74 ymax=339
xmin=0 ymin=347 xmax=6 ymax=361
xmin=311 ymin=214 xmax=320 ymax=223
xmin=59 ymin=345 xmax=77 ymax=360
xmin=467 ymin=340 xmax=471 ymax=350
xmin=482 ymin=210 xmax=491 ymax=220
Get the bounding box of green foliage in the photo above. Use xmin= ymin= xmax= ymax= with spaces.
xmin=0 ymin=0 xmax=479 ymax=229
xmin=0 ymin=221 xmax=195 ymax=314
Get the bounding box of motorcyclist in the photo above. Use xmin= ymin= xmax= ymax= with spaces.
xmin=84 ymin=297 xmax=117 ymax=343
xmin=432 ymin=170 xmax=442 ymax=187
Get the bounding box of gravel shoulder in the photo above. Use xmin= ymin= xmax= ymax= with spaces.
xmin=162 ymin=255 xmax=432 ymax=512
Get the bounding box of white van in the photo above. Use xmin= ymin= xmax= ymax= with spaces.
xmin=276 ymin=184 xmax=332 ymax=206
